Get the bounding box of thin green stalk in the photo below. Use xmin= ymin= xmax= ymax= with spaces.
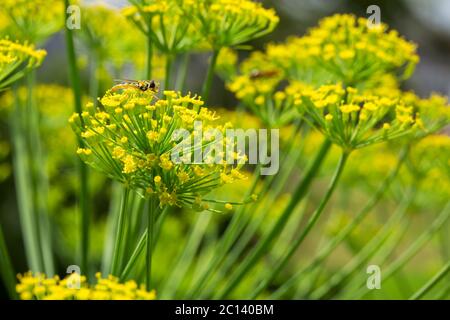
xmin=337 ymin=220 xmax=411 ymax=300
xmin=164 ymin=54 xmax=173 ymax=90
xmin=176 ymin=53 xmax=190 ymax=92
xmin=64 ymin=0 xmax=90 ymax=275
xmin=0 ymin=225 xmax=18 ymax=299
xmin=201 ymin=49 xmax=219 ymax=102
xmin=252 ymin=150 xmax=349 ymax=298
xmin=102 ymin=182 xmax=122 ymax=275
xmin=89 ymin=54 xmax=99 ymax=104
xmin=146 ymin=197 xmax=156 ymax=291
xmin=119 ymin=206 xmax=167 ymax=281
xmin=193 ymin=124 xmax=304 ymax=298
xmin=26 ymin=72 xmax=54 ymax=275
xmin=352 ymin=200 xmax=450 ymax=299
xmin=187 ymin=164 xmax=262 ymax=297
xmin=310 ymin=190 xmax=414 ymax=299
xmin=201 ymin=135 xmax=306 ymax=297
xmin=11 ymin=87 xmax=43 ymax=272
xmin=215 ymin=139 xmax=332 ymax=298
xmin=111 ymin=187 xmax=130 ymax=276
xmin=271 ymin=146 xmax=409 ymax=298
xmin=161 ymin=212 xmax=211 ymax=298
xmin=409 ymin=262 xmax=450 ymax=300
xmin=146 ymin=35 xmax=152 ymax=80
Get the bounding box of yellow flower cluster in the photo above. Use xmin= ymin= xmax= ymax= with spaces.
xmin=16 ymin=272 xmax=156 ymax=300
xmin=70 ymin=88 xmax=247 ymax=210
xmin=0 ymin=0 xmax=63 ymax=42
xmin=124 ymin=0 xmax=278 ymax=52
xmin=216 ymin=47 xmax=238 ymax=81
xmin=295 ymin=84 xmax=427 ymax=150
xmin=228 ymin=78 xmax=304 ymax=127
xmin=401 ymin=92 xmax=450 ymax=138
xmin=401 ymin=134 xmax=450 ymax=205
xmin=265 ymin=14 xmax=418 ymax=86
xmin=0 ymin=39 xmax=46 ymax=89
xmin=183 ymin=0 xmax=279 ymax=49
xmin=123 ymin=0 xmax=205 ymax=54
xmin=80 ymin=4 xmax=165 ymax=74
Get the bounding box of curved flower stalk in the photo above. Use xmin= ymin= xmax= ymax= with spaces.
xmin=16 ymin=272 xmax=156 ymax=300
xmin=295 ymin=84 xmax=427 ymax=151
xmin=0 ymin=39 xmax=46 ymax=90
xmin=0 ymin=0 xmax=63 ymax=43
xmin=266 ymin=14 xmax=418 ymax=87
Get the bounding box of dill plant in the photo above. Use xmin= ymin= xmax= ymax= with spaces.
xmin=0 ymin=1 xmax=448 ymax=301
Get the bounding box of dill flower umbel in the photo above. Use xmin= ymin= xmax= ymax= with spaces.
xmin=123 ymin=0 xmax=204 ymax=54
xmin=294 ymin=84 xmax=427 ymax=150
xmin=0 ymin=0 xmax=63 ymax=43
xmin=70 ymin=88 xmax=247 ymax=210
xmin=228 ymin=77 xmax=301 ymax=127
xmin=265 ymin=14 xmax=418 ymax=87
xmin=79 ymin=4 xmax=164 ymax=74
xmin=182 ymin=0 xmax=279 ymax=49
xmin=16 ymin=272 xmax=156 ymax=300
xmin=0 ymin=39 xmax=46 ymax=89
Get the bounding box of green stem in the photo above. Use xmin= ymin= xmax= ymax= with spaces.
xmin=161 ymin=212 xmax=211 ymax=298
xmin=119 ymin=206 xmax=167 ymax=281
xmin=271 ymin=145 xmax=409 ymax=298
xmin=146 ymin=35 xmax=153 ymax=80
xmin=201 ymin=49 xmax=219 ymax=102
xmin=89 ymin=54 xmax=99 ymax=104
xmin=310 ymin=190 xmax=414 ymax=299
xmin=64 ymin=0 xmax=90 ymax=275
xmin=146 ymin=197 xmax=156 ymax=291
xmin=0 ymin=225 xmax=18 ymax=299
xmin=176 ymin=53 xmax=190 ymax=92
xmin=252 ymin=150 xmax=349 ymax=298
xmin=26 ymin=72 xmax=54 ymax=276
xmin=353 ymin=200 xmax=450 ymax=299
xmin=200 ymin=128 xmax=305 ymax=297
xmin=409 ymin=262 xmax=450 ymax=300
xmin=111 ymin=187 xmax=130 ymax=276
xmin=11 ymin=87 xmax=43 ymax=272
xmin=188 ymin=163 xmax=262 ymax=297
xmin=193 ymin=124 xmax=303 ymax=297
xmin=215 ymin=139 xmax=332 ymax=298
xmin=101 ymin=182 xmax=122 ymax=275
xmin=164 ymin=54 xmax=173 ymax=90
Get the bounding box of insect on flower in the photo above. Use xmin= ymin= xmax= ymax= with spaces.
xmin=249 ymin=69 xmax=280 ymax=80
xmin=112 ymin=79 xmax=159 ymax=93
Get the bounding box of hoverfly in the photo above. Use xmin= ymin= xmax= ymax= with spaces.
xmin=248 ymin=69 xmax=280 ymax=80
xmin=111 ymin=79 xmax=159 ymax=93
